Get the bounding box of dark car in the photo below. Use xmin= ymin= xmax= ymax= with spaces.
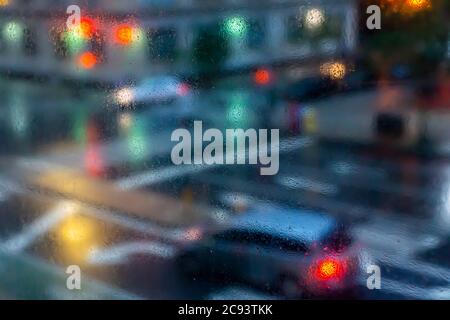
xmin=176 ymin=205 xmax=361 ymax=298
xmin=281 ymin=76 xmax=337 ymax=103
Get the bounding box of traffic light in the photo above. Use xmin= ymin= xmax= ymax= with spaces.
xmin=78 ymin=17 xmax=96 ymax=40
xmin=78 ymin=51 xmax=98 ymax=69
xmin=114 ymin=24 xmax=134 ymax=46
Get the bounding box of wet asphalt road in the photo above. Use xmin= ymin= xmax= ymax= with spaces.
xmin=0 ymin=80 xmax=449 ymax=299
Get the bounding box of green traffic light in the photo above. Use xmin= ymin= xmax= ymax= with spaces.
xmin=224 ymin=15 xmax=248 ymax=38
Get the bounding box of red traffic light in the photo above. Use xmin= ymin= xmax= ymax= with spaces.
xmin=79 ymin=17 xmax=96 ymax=39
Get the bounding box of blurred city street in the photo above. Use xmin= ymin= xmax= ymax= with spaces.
xmin=0 ymin=0 xmax=449 ymax=301
xmin=0 ymin=76 xmax=449 ymax=299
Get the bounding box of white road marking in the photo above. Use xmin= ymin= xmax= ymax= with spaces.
xmin=276 ymin=175 xmax=338 ymax=195
xmin=116 ymin=165 xmax=206 ymax=190
xmin=84 ymin=206 xmax=187 ymax=242
xmin=369 ymin=248 xmax=450 ymax=284
xmin=381 ymin=278 xmax=450 ymax=300
xmin=87 ymin=241 xmax=177 ymax=265
xmin=353 ymin=217 xmax=450 ymax=284
xmin=116 ymin=136 xmax=314 ymax=190
xmin=353 ymin=217 xmax=442 ymax=257
xmin=207 ymin=286 xmax=280 ymax=300
xmin=3 ymin=201 xmax=76 ymax=253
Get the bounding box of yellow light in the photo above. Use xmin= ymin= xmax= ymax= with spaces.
xmin=329 ymin=62 xmax=346 ymax=80
xmin=381 ymin=0 xmax=431 ymax=13
xmin=55 ymin=214 xmax=100 ymax=264
xmin=407 ymin=0 xmax=431 ymax=10
xmin=59 ymin=216 xmax=94 ymax=244
xmin=0 ymin=0 xmax=10 ymax=7
xmin=320 ymin=62 xmax=346 ymax=80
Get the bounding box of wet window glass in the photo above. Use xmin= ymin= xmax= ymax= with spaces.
xmin=0 ymin=0 xmax=449 ymax=301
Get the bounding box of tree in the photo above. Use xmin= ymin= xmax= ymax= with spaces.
xmin=360 ymin=0 xmax=448 ymax=77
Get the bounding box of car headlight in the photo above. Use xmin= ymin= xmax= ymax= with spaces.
xmin=115 ymin=88 xmax=135 ymax=105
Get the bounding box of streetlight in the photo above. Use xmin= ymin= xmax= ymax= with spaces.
xmin=406 ymin=0 xmax=431 ymax=11
xmin=304 ymin=8 xmax=325 ymax=30
xmin=224 ymin=15 xmax=248 ymax=38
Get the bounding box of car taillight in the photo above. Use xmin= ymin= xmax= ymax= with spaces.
xmin=184 ymin=227 xmax=202 ymax=241
xmin=312 ymin=257 xmax=346 ymax=282
xmin=177 ymin=83 xmax=190 ymax=96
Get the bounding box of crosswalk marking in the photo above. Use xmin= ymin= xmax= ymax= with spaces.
xmin=116 ymin=136 xmax=314 ymax=190
xmin=2 ymin=201 xmax=77 ymax=253
xmin=87 ymin=241 xmax=177 ymax=265
xmin=84 ymin=205 xmax=187 ymax=242
xmin=381 ymin=278 xmax=450 ymax=300
xmin=368 ymin=248 xmax=450 ymax=284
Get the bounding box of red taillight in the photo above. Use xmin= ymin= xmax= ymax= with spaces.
xmin=177 ymin=83 xmax=190 ymax=96
xmin=313 ymin=257 xmax=346 ymax=281
xmin=254 ymin=68 xmax=272 ymax=86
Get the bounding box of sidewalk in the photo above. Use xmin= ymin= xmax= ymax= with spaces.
xmin=301 ymin=87 xmax=450 ymax=153
xmin=6 ymin=161 xmax=212 ymax=228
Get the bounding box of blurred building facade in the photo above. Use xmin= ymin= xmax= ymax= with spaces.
xmin=0 ymin=0 xmax=357 ymax=83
